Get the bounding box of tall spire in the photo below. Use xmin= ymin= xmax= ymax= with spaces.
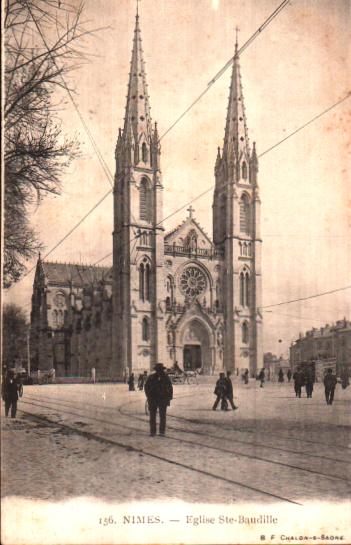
xmin=223 ymin=38 xmax=250 ymax=166
xmin=123 ymin=9 xmax=152 ymax=144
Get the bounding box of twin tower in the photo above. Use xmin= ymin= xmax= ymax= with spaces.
xmin=112 ymin=13 xmax=263 ymax=377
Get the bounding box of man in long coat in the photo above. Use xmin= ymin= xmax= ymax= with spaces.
xmin=324 ymin=368 xmax=337 ymax=405
xmin=293 ymin=368 xmax=304 ymax=398
xmin=212 ymin=372 xmax=228 ymax=410
xmin=3 ymin=371 xmax=20 ymax=418
xmin=223 ymin=371 xmax=238 ymax=410
xmin=145 ymin=364 xmax=173 ymax=436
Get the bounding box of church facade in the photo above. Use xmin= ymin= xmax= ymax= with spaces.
xmin=30 ymin=13 xmax=263 ymax=379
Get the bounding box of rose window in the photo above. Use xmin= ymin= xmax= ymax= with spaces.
xmin=179 ymin=267 xmax=206 ymax=298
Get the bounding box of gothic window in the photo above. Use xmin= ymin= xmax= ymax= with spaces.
xmin=242 ymin=322 xmax=249 ymax=344
xmin=140 ymin=231 xmax=149 ymax=245
xmin=239 ymin=241 xmax=242 ymax=255
xmin=139 ymin=258 xmax=151 ymax=301
xmin=165 ymin=297 xmax=172 ymax=311
xmin=240 ymin=269 xmax=250 ymax=307
xmin=245 ymin=272 xmax=250 ymax=306
xmin=142 ymin=142 xmax=148 ymax=163
xmin=166 ymin=275 xmax=174 ymax=306
xmin=239 ymin=193 xmax=250 ymax=234
xmin=240 ymin=273 xmax=245 ymax=306
xmin=139 ymin=263 xmax=145 ymax=301
xmin=242 ymin=161 xmax=248 ymax=180
xmin=139 ymin=177 xmax=152 ymax=221
xmin=142 ymin=317 xmax=150 ymax=341
xmin=53 ymin=310 xmax=58 ymax=327
xmin=179 ymin=266 xmax=206 ymax=299
xmin=57 ymin=310 xmax=64 ymax=326
xmin=145 ymin=263 xmax=151 ymax=301
xmin=247 ymin=242 xmax=251 ymax=256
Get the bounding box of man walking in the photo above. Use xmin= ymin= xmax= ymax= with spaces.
xmin=305 ymin=367 xmax=315 ymax=398
xmin=3 ymin=371 xmax=20 ymax=418
xmin=223 ymin=371 xmax=238 ymax=410
xmin=258 ymin=368 xmax=265 ymax=388
xmin=324 ymin=368 xmax=337 ymax=405
xmin=212 ymin=372 xmax=228 ymax=410
xmin=145 ymin=364 xmax=173 ymax=436
xmin=293 ymin=367 xmax=304 ymax=398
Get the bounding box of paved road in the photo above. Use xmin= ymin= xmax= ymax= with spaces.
xmin=2 ymin=379 xmax=350 ymax=504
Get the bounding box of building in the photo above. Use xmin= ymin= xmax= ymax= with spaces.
xmin=289 ymin=319 xmax=351 ymax=377
xmin=263 ymin=353 xmax=291 ymax=381
xmin=30 ymin=12 xmax=263 ymax=379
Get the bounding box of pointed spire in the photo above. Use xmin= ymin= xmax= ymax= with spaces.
xmin=223 ymin=35 xmax=250 ymax=168
xmin=123 ymin=9 xmax=152 ymax=146
xmin=250 ymin=141 xmax=259 ymax=185
xmin=215 ymin=146 xmax=222 ymax=174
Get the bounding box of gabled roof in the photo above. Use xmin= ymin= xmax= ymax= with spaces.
xmin=40 ymin=261 xmax=112 ymax=287
xmin=164 ymin=216 xmax=213 ymax=247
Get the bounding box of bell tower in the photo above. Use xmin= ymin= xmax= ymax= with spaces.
xmin=212 ymin=36 xmax=263 ymax=376
xmin=112 ymin=10 xmax=165 ymax=378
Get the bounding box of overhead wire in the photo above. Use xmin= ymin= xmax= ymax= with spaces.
xmin=260 ymin=285 xmax=351 ymax=309
xmin=17 ymin=0 xmax=350 ymax=315
xmin=23 ymin=0 xmax=140 ymax=237
xmin=91 ymin=92 xmax=351 ymax=267
xmin=18 ymin=0 xmax=291 ymax=277
xmin=159 ymin=0 xmax=291 ymax=141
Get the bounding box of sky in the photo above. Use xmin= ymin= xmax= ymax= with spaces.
xmin=4 ymin=0 xmax=351 ymax=357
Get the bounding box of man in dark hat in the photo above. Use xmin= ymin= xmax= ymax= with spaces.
xmin=212 ymin=372 xmax=228 ymax=410
xmin=324 ymin=368 xmax=337 ymax=405
xmin=3 ymin=371 xmax=20 ymax=418
xmin=223 ymin=371 xmax=238 ymax=410
xmin=144 ymin=363 xmax=173 ymax=436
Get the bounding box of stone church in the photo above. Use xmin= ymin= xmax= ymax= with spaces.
xmin=30 ymin=12 xmax=263 ymax=379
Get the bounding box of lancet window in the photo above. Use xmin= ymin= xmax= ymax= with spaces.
xmin=142 ymin=317 xmax=150 ymax=341
xmin=239 ymin=193 xmax=250 ymax=234
xmin=139 ymin=177 xmax=152 ymax=222
xmin=139 ymin=258 xmax=151 ymax=302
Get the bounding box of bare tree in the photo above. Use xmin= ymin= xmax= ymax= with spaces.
xmin=4 ymin=0 xmax=103 ymax=287
xmin=2 ymin=303 xmax=28 ymax=369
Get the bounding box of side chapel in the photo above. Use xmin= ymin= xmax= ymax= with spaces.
xmin=30 ymin=12 xmax=263 ymax=379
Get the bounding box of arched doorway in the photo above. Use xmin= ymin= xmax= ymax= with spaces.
xmin=181 ymin=319 xmax=212 ymax=373
xmin=183 ymin=345 xmax=202 ymax=371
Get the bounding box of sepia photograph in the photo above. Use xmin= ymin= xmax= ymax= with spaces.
xmin=1 ymin=0 xmax=351 ymax=543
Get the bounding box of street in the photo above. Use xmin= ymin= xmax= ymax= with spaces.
xmin=1 ymin=378 xmax=350 ymax=504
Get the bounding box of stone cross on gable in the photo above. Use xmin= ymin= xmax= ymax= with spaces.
xmin=187 ymin=205 xmax=195 ymax=219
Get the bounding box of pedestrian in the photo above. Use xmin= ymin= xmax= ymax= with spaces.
xmin=324 ymin=368 xmax=337 ymax=405
xmin=3 ymin=371 xmax=20 ymax=418
xmin=138 ymin=371 xmax=148 ymax=391
xmin=223 ymin=371 xmax=238 ymax=411
xmin=278 ymin=368 xmax=284 ymax=383
xmin=258 ymin=368 xmax=265 ymax=388
xmin=212 ymin=372 xmax=228 ymax=410
xmin=243 ymin=369 xmax=249 ymax=384
xmin=287 ymin=369 xmax=292 ymax=382
xmin=128 ymin=373 xmax=135 ymax=391
xmin=91 ymin=367 xmax=96 ymax=384
xmin=340 ymin=368 xmax=350 ymax=390
xmin=305 ymin=367 xmax=314 ymax=398
xmin=144 ymin=363 xmax=173 ymax=436
xmin=293 ymin=368 xmax=304 ymax=398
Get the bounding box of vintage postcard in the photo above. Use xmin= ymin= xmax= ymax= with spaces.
xmin=1 ymin=0 xmax=350 ymax=544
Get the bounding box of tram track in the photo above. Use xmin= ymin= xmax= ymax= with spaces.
xmin=17 ymin=407 xmax=303 ymax=506
xmin=20 ymin=395 xmax=351 ymax=489
xmin=23 ymin=392 xmax=351 ymax=463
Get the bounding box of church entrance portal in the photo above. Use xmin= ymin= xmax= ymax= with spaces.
xmin=183 ymin=345 xmax=202 ymax=371
xmin=180 ymin=319 xmax=213 ymax=373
